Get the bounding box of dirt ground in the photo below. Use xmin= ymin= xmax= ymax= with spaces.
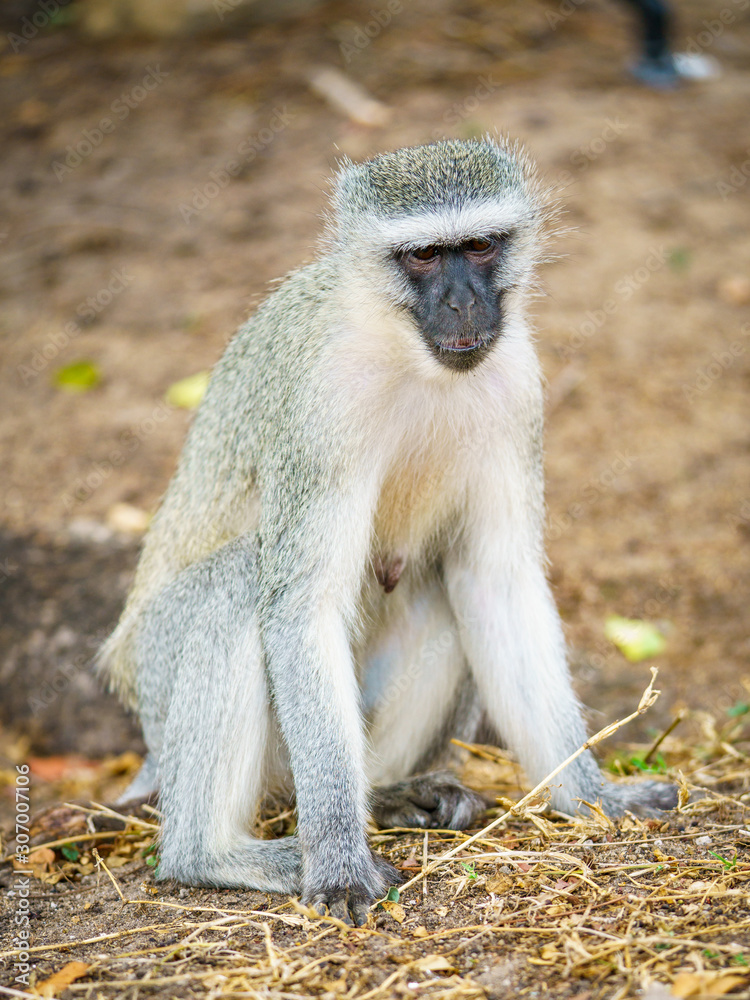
xmin=0 ymin=0 xmax=749 ymax=996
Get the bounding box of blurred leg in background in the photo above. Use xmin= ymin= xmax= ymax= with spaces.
xmin=616 ymin=0 xmax=679 ymax=87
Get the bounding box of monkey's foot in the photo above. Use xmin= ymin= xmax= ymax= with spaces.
xmin=593 ymin=779 xmax=679 ymax=819
xmin=303 ymin=850 xmax=402 ymax=927
xmin=371 ymin=771 xmax=486 ymax=830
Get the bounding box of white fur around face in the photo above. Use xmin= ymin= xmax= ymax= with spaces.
xmin=330 ymin=281 xmax=537 ymax=519
xmin=362 ymin=196 xmax=535 ymax=252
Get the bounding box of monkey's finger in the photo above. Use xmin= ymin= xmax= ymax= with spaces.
xmin=309 ymin=897 xmax=330 ymax=918
xmin=407 ymin=789 xmax=441 ymax=810
xmin=351 ymin=900 xmax=372 ymax=926
xmin=328 ymin=895 xmax=356 ymax=926
xmin=370 ymin=850 xmax=404 ymax=887
xmin=390 ymin=807 xmax=434 ymax=828
xmin=308 ymin=889 xmax=369 ymax=927
xmin=431 ymin=788 xmax=487 ymax=829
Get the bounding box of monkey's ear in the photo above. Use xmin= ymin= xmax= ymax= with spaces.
xmin=330 ymin=157 xmax=363 ymax=218
xmin=326 ymin=158 xmax=376 ymax=247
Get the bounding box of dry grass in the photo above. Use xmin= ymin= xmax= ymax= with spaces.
xmin=1 ymin=692 xmax=749 ymax=1000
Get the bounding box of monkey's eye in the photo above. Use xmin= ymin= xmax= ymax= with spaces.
xmin=411 ymin=246 xmax=439 ymax=262
xmin=465 ymin=238 xmax=493 ymax=253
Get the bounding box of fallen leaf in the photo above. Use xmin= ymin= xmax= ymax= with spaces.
xmin=103 ymin=854 xmax=131 ymax=868
xmin=604 ymin=615 xmax=666 ymax=662
xmin=411 ymin=954 xmax=455 ymax=973
xmin=36 ymin=961 xmax=90 ymax=997
xmin=486 ymin=874 xmax=514 ymax=893
xmin=165 ymin=370 xmax=210 ymax=409
xmin=28 ymin=755 xmax=101 ymax=782
xmin=17 ymin=847 xmax=61 ymax=883
xmin=553 ymin=878 xmax=579 ymax=891
xmin=100 ymin=750 xmax=144 ymax=778
xmin=399 ymin=852 xmax=420 ymax=869
xmin=29 ymin=804 xmax=88 ymax=839
xmin=27 ymin=847 xmax=56 ymax=868
xmin=380 ymin=900 xmax=405 ymax=923
xmin=671 ymin=971 xmax=748 ymax=998
xmin=53 ymin=360 xmax=100 ymax=393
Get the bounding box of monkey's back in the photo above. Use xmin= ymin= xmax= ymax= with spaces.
xmin=100 ymin=257 xmax=345 ymax=706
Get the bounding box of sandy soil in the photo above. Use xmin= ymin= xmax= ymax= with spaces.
xmin=0 ymin=0 xmax=749 ymax=994
xmin=1 ymin=0 xmax=749 ymax=753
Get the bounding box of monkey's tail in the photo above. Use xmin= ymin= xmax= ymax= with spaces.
xmin=116 ymin=752 xmax=159 ymax=800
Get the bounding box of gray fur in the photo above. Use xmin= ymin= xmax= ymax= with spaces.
xmin=102 ymin=138 xmax=675 ymax=925
xmin=331 ymin=138 xmax=526 ymax=222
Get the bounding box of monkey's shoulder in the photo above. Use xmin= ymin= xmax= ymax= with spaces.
xmin=224 ymin=258 xmax=342 ymax=360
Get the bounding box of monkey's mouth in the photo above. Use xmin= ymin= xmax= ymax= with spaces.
xmin=431 ymin=333 xmax=498 ymax=372
xmin=440 ymin=337 xmax=485 ymax=352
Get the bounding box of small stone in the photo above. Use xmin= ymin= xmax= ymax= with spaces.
xmin=717 ymin=275 xmax=750 ymax=306
xmin=106 ymin=502 xmax=150 ymax=534
xmin=67 ymin=518 xmax=114 ymax=545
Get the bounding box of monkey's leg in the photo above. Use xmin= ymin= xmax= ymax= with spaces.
xmin=446 ymin=550 xmax=677 ymax=818
xmin=135 ymin=538 xmax=301 ymax=893
xmin=258 ymin=496 xmax=402 ymax=925
xmin=363 ymin=583 xmax=486 ymax=831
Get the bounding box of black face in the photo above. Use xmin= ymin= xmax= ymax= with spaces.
xmin=397 ymin=235 xmax=508 ymax=372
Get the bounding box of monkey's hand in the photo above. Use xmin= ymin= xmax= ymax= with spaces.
xmin=303 ymin=849 xmax=402 ymax=927
xmin=371 ymin=771 xmax=486 ymax=831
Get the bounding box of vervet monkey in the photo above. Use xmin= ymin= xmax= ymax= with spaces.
xmin=102 ymin=138 xmax=676 ymax=926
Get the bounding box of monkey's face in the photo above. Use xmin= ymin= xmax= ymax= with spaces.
xmin=395 ymin=236 xmax=508 ymax=372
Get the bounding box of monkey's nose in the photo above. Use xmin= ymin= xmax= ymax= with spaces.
xmin=446 ymin=286 xmax=476 ymax=315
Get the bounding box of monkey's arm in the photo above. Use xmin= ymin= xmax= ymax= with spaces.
xmin=256 ymin=478 xmax=399 ymax=923
xmin=444 ymin=453 xmax=676 ymax=817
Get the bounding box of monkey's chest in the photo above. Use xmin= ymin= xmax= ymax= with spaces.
xmin=372 ymin=455 xmax=456 ymax=562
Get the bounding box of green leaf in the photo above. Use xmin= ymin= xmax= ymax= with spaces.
xmin=604 ymin=615 xmax=666 ymax=662
xmin=386 ymin=886 xmax=400 ymax=902
xmin=142 ymin=844 xmax=159 ymax=867
xmin=54 ymin=360 xmax=101 ymax=393
xmin=61 ymin=845 xmax=80 ymax=862
xmin=708 ymin=850 xmax=737 ymax=871
xmin=668 ymin=247 xmax=691 ymax=271
xmin=48 ymin=6 xmax=77 ymax=27
xmin=627 ymin=752 xmax=667 ymax=774
xmin=460 ymin=861 xmax=477 ymax=879
xmin=165 ymin=371 xmax=210 ymax=409
xmin=727 ymin=702 xmax=749 ymax=718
